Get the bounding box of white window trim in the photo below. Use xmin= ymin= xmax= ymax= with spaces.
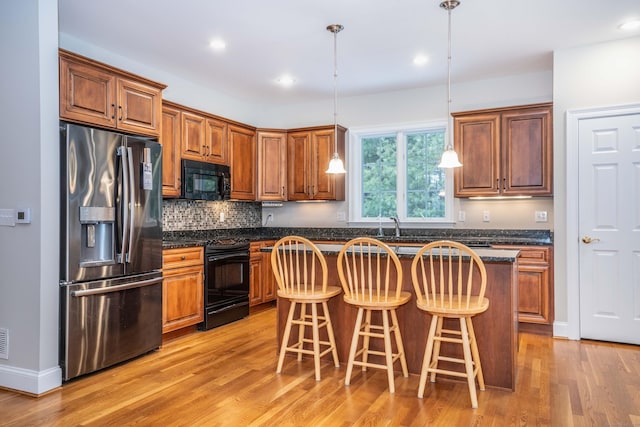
xmin=348 ymin=120 xmax=455 ymax=227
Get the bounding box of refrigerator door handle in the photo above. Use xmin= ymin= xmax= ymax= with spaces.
xmin=126 ymin=146 xmax=135 ymax=263
xmin=117 ymin=146 xmax=130 ymax=264
xmin=70 ymin=277 xmax=163 ymax=297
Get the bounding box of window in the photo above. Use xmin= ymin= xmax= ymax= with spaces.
xmin=349 ymin=122 xmax=454 ymax=225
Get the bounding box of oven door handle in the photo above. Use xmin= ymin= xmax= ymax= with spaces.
xmin=207 ymin=253 xmax=249 ymax=262
xmin=70 ymin=277 xmax=163 ymax=297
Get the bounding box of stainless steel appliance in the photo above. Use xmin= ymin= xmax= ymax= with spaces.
xmin=59 ymin=122 xmax=163 ymax=381
xmin=201 ymin=239 xmax=250 ymax=330
xmin=181 ymin=159 xmax=231 ymax=201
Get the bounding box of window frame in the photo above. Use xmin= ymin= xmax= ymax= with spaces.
xmin=348 ymin=120 xmax=455 ymax=227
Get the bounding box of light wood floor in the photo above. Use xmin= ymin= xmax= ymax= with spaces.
xmin=2 ymin=307 xmax=639 ymax=426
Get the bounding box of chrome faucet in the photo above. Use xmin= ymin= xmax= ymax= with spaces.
xmin=390 ymin=216 xmax=400 ymax=237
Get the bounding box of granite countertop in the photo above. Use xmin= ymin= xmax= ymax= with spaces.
xmin=162 ymin=227 xmax=552 ymax=250
xmin=263 ymin=242 xmax=520 ymax=263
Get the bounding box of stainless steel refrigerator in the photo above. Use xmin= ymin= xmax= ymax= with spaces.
xmin=59 ymin=122 xmax=163 ymax=381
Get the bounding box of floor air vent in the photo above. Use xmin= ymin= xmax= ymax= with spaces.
xmin=0 ymin=328 xmax=8 ymax=359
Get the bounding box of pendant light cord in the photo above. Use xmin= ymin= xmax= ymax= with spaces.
xmin=446 ymin=4 xmax=453 ymax=151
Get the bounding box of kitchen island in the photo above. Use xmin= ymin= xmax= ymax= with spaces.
xmin=268 ymin=243 xmax=521 ymax=391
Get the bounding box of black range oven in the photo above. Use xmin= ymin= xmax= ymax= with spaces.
xmin=200 ymin=239 xmax=250 ymax=330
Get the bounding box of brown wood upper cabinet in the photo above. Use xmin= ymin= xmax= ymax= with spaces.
xmin=161 ymin=104 xmax=181 ymax=197
xmin=452 ymin=103 xmax=553 ymax=197
xmin=229 ymin=124 xmax=257 ymax=200
xmin=256 ymin=130 xmax=287 ymax=201
xmin=287 ymin=125 xmax=346 ymax=201
xmin=59 ymin=49 xmax=165 ymax=137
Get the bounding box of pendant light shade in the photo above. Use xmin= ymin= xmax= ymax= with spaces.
xmin=438 ymin=0 xmax=462 ymax=169
xmin=326 ymin=24 xmax=346 ymax=174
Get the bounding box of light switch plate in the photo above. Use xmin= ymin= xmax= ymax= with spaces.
xmin=535 ymin=211 xmax=548 ymax=222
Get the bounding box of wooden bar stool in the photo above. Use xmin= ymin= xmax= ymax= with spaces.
xmin=410 ymin=240 xmax=489 ymax=408
xmin=336 ymin=237 xmax=411 ymax=393
xmin=271 ymin=236 xmax=341 ymax=381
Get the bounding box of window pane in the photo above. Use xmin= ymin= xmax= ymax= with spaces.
xmin=361 ymin=135 xmax=397 ymax=218
xmin=405 ymin=130 xmax=445 ymax=218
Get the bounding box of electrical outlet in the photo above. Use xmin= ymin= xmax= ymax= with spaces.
xmin=336 ymin=211 xmax=346 ymax=222
xmin=219 ymin=211 xmax=225 ymax=222
xmin=458 ymin=210 xmax=466 ymax=222
xmin=535 ymin=211 xmax=548 ymax=222
xmin=483 ymin=210 xmax=491 ymax=222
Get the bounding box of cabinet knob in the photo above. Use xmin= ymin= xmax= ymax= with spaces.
xmin=181 ymin=255 xmax=186 ymax=260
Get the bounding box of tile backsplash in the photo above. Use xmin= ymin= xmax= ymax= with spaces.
xmin=163 ymin=199 xmax=262 ymax=231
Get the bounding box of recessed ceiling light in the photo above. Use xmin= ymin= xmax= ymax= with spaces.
xmin=619 ymin=19 xmax=640 ymax=31
xmin=209 ymin=38 xmax=226 ymax=51
xmin=277 ymin=75 xmax=296 ymax=87
xmin=413 ymin=54 xmax=428 ymax=66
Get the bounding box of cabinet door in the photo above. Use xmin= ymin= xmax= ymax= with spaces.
xmin=59 ymin=56 xmax=117 ymax=128
xmin=206 ymin=118 xmax=228 ymax=165
xmin=229 ymin=124 xmax=257 ymax=200
xmin=161 ymin=106 xmax=181 ymax=197
xmin=453 ymin=113 xmax=501 ymax=197
xmin=162 ymin=265 xmax=204 ymax=333
xmin=181 ymin=112 xmax=206 ymax=161
xmin=257 ymin=131 xmax=287 ymax=201
xmin=116 ymin=78 xmax=162 ymax=136
xmin=517 ymin=264 xmax=550 ymax=324
xmin=501 ymin=106 xmax=553 ymax=195
xmin=312 ymin=128 xmax=343 ymax=200
xmin=287 ymin=131 xmax=312 ymax=201
xmin=249 ymin=254 xmax=263 ymax=306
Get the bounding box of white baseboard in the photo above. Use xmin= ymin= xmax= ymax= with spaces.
xmin=553 ymin=321 xmax=570 ymax=339
xmin=0 ymin=364 xmax=61 ymax=395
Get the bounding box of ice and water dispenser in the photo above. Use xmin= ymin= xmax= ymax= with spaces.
xmin=79 ymin=206 xmax=116 ymax=267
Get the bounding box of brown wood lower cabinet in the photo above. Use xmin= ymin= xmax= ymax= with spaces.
xmin=162 ymin=247 xmax=204 ymax=333
xmin=249 ymin=241 xmax=276 ymax=306
xmin=494 ymin=245 xmax=554 ymax=332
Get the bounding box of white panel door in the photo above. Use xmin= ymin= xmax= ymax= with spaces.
xmin=578 ymin=113 xmax=640 ymax=344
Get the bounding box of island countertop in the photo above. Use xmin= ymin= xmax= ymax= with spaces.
xmin=265 ymin=242 xmax=520 ymax=263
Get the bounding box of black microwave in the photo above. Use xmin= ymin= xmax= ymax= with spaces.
xmin=181 ymin=159 xmax=231 ymax=200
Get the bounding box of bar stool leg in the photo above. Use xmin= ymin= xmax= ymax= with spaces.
xmin=277 ymin=301 xmax=297 ymax=374
xmin=345 ymin=307 xmax=364 ymax=386
xmin=322 ymin=301 xmax=340 ymax=368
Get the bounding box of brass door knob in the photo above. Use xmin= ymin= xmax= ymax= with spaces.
xmin=582 ymin=236 xmax=601 ymax=244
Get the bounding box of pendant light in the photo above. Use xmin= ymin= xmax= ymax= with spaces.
xmin=326 ymin=24 xmax=347 ymax=174
xmin=438 ymin=0 xmax=463 ymax=168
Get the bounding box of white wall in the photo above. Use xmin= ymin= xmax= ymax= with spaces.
xmin=0 ymin=0 xmax=61 ymax=394
xmin=261 ymin=71 xmax=554 ymax=229
xmin=553 ymin=35 xmax=640 ymax=336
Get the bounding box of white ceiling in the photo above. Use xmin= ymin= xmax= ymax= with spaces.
xmin=58 ymin=0 xmax=640 ymax=105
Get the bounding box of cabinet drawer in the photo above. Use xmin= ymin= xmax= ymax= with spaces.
xmin=492 ymin=245 xmax=549 ymax=264
xmin=162 ymin=247 xmax=204 ymax=270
